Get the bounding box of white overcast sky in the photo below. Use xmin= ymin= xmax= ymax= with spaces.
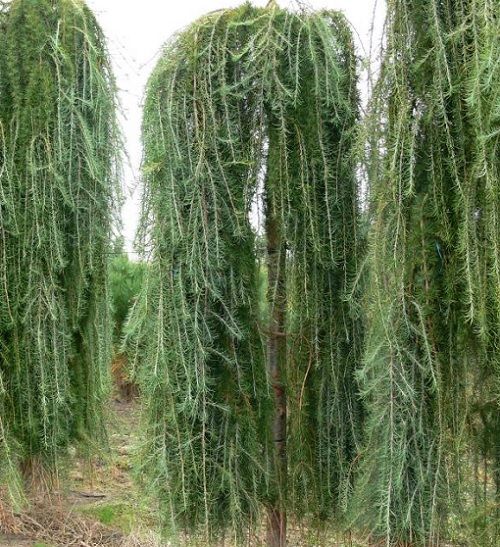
xmin=84 ymin=0 xmax=386 ymax=254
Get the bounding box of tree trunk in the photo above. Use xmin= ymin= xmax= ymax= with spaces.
xmin=265 ymin=185 xmax=287 ymax=547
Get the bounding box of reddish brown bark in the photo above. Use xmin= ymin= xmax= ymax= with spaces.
xmin=265 ymin=187 xmax=287 ymax=547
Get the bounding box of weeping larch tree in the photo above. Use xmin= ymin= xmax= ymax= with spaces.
xmin=0 ymin=0 xmax=119 ymax=493
xmin=130 ymin=1 xmax=362 ymax=544
xmin=355 ymin=0 xmax=499 ymax=544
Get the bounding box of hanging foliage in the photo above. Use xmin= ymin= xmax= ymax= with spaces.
xmin=131 ymin=2 xmax=361 ymax=542
xmin=355 ymin=0 xmax=499 ymax=544
xmin=0 ymin=0 xmax=119 ymax=485
xmin=130 ymin=5 xmax=270 ymax=540
xmin=280 ymin=10 xmax=362 ymax=523
xmin=0 ymin=0 xmax=21 ymax=502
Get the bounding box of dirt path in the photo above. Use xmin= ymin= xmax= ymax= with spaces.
xmin=0 ymin=398 xmax=160 ymax=547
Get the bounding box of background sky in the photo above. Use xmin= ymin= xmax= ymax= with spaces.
xmin=85 ymin=0 xmax=386 ymax=255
